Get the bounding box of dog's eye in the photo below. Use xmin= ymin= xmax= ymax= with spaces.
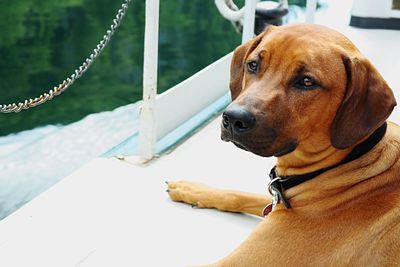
xmin=247 ymin=61 xmax=258 ymax=74
xmin=295 ymin=76 xmax=318 ymax=90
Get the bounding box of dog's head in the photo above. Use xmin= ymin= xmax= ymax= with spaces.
xmin=221 ymin=24 xmax=396 ymax=157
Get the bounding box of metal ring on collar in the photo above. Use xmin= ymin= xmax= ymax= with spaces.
xmin=268 ymin=177 xmax=281 ymax=196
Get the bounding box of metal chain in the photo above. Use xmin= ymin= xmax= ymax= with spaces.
xmin=0 ymin=0 xmax=131 ymax=113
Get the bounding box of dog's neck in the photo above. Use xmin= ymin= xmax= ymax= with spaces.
xmin=270 ymin=122 xmax=390 ymax=210
xmin=276 ymin=144 xmax=353 ymax=177
xmin=276 ymin=122 xmax=388 ymax=177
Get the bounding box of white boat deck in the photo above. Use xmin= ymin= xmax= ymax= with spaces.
xmin=1 ymin=1 xmax=400 ymax=266
xmin=0 ymin=118 xmax=271 ymax=267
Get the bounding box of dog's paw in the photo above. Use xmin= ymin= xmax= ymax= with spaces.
xmin=166 ymin=181 xmax=215 ymax=208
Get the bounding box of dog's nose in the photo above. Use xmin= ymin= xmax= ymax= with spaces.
xmin=222 ymin=105 xmax=256 ymax=133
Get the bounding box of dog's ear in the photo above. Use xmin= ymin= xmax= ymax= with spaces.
xmin=330 ymin=55 xmax=397 ymax=149
xmin=229 ymin=31 xmax=266 ymax=100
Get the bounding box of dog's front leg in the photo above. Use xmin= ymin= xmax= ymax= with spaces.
xmin=167 ymin=181 xmax=270 ymax=216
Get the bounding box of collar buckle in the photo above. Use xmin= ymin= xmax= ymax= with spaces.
xmin=268 ymin=177 xmax=281 ymax=209
xmin=267 ymin=168 xmax=292 ymax=209
xmin=263 ymin=176 xmax=281 ymax=217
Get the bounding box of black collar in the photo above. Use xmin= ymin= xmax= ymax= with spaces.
xmin=269 ymin=122 xmax=388 ymax=209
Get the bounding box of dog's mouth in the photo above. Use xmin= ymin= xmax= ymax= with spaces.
xmin=228 ymin=138 xmax=274 ymax=156
xmin=221 ymin=132 xmax=275 ymax=156
xmin=272 ymin=140 xmax=298 ymax=157
xmin=232 ymin=141 xmax=249 ymax=151
xmin=221 ymin=128 xmax=297 ymax=157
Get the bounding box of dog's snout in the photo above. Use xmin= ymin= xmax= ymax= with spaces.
xmin=222 ymin=105 xmax=256 ymax=134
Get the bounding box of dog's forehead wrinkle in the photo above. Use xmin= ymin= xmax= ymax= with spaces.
xmin=293 ymin=63 xmax=307 ymax=77
xmin=263 ymin=47 xmax=314 ymax=76
xmin=263 ymin=34 xmax=338 ymax=65
xmin=247 ymin=49 xmax=270 ymax=68
xmin=256 ymin=49 xmax=267 ymax=58
xmin=279 ymin=50 xmax=344 ymax=89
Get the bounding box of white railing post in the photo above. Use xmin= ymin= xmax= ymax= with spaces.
xmin=138 ymin=0 xmax=160 ymax=162
xmin=305 ymin=0 xmax=318 ymax=23
xmin=241 ymin=0 xmax=257 ymax=43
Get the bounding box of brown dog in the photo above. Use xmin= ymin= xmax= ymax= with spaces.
xmin=167 ymin=24 xmax=399 ymax=266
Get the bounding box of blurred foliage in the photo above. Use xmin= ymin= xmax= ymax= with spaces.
xmin=0 ymin=0 xmax=310 ymax=136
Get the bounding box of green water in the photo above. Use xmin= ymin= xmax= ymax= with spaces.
xmin=0 ymin=0 xmax=243 ymax=136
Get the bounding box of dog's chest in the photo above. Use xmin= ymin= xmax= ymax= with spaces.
xmin=242 ymin=207 xmax=398 ymax=266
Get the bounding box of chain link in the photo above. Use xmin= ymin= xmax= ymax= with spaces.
xmin=0 ymin=0 xmax=131 ymax=113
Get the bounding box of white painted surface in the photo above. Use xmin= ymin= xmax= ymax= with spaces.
xmin=242 ymin=0 xmax=257 ymax=43
xmin=305 ymin=0 xmax=318 ymax=23
xmin=391 ymin=9 xmax=400 ymax=18
xmin=214 ymin=0 xmax=245 ymax=22
xmin=351 ymin=0 xmax=393 ymax=18
xmin=138 ymin=0 xmax=160 ymax=161
xmin=0 ymin=118 xmax=269 ymax=267
xmin=155 ymin=53 xmax=232 ymax=140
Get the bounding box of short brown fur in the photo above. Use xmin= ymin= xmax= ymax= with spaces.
xmin=168 ymin=24 xmax=400 ymax=266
